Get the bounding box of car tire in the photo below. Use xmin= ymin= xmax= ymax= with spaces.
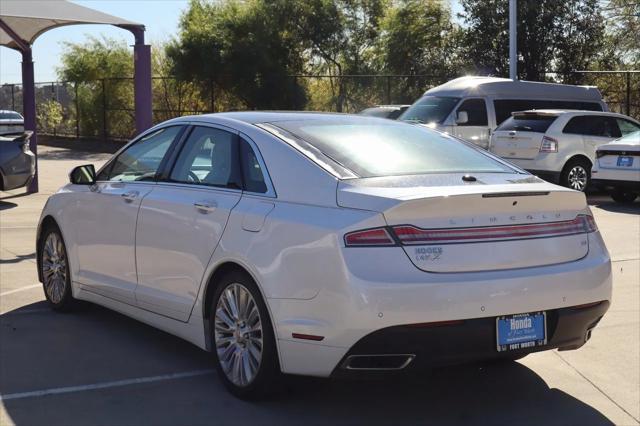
xmin=610 ymin=190 xmax=638 ymax=203
xmin=561 ymin=158 xmax=591 ymax=192
xmin=38 ymin=224 xmax=75 ymax=311
xmin=209 ymin=270 xmax=281 ymax=399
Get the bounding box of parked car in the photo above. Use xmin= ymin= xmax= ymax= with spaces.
xmin=489 ymin=110 xmax=640 ymax=191
xmin=359 ymin=105 xmax=410 ymax=120
xmin=37 ymin=113 xmax=611 ymax=399
xmin=0 ymin=131 xmax=35 ymax=191
xmin=400 ymin=76 xmax=607 ymax=149
xmin=0 ymin=110 xmax=25 ymax=135
xmin=591 ymin=131 xmax=640 ymax=203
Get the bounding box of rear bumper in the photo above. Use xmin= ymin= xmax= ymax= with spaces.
xmin=332 ymin=301 xmax=609 ymax=376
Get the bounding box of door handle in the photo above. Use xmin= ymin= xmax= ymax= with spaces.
xmin=194 ymin=200 xmax=217 ymax=213
xmin=121 ymin=190 xmax=139 ymax=202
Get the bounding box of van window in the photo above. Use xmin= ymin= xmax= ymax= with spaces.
xmin=563 ymin=116 xmax=621 ymax=138
xmin=493 ymin=100 xmax=603 ymax=125
xmin=456 ymin=99 xmax=488 ymax=126
xmin=496 ymin=115 xmax=558 ymax=133
xmin=400 ymin=96 xmax=460 ymax=124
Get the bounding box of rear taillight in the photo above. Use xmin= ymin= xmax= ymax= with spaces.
xmin=392 ymin=215 xmax=596 ymax=245
xmin=345 ymin=215 xmax=597 ymax=247
xmin=344 ymin=227 xmax=396 ymax=247
xmin=539 ymin=136 xmax=558 ymax=153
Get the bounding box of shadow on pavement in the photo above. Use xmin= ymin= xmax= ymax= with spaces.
xmin=0 ymin=200 xmax=18 ymax=211
xmin=589 ymin=199 xmax=640 ymax=215
xmin=0 ymin=302 xmax=614 ymax=426
xmin=35 ymin=149 xmax=111 ymax=162
xmin=0 ymin=252 xmax=35 ymax=264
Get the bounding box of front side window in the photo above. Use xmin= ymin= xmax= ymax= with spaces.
xmin=272 ymin=118 xmax=516 ymax=178
xmin=400 ymin=96 xmax=460 ymax=124
xmin=102 ymin=126 xmax=182 ymax=182
xmin=616 ymin=119 xmax=640 ymax=136
xmin=456 ymin=98 xmax=488 ymax=126
xmin=169 ymin=126 xmax=241 ymax=189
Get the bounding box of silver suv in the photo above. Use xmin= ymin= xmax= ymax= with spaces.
xmin=490 ymin=110 xmax=640 ymax=191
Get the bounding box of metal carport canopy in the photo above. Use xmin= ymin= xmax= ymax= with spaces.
xmin=0 ymin=0 xmax=153 ymax=193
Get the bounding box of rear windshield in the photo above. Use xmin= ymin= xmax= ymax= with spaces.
xmin=399 ymin=96 xmax=460 ymax=124
xmin=496 ymin=115 xmax=558 ymax=133
xmin=0 ymin=111 xmax=23 ymax=120
xmin=270 ymin=118 xmax=516 ymax=178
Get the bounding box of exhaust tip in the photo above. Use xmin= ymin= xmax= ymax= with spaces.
xmin=342 ymin=354 xmax=415 ymax=371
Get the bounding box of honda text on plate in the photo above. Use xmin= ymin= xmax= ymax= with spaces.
xmin=37 ymin=113 xmax=612 ymax=398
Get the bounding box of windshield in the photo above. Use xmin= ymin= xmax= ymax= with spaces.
xmin=0 ymin=111 xmax=23 ymax=120
xmin=271 ymin=118 xmax=516 ymax=178
xmin=399 ymin=96 xmax=459 ymax=124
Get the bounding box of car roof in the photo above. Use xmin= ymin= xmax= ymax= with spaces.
xmin=171 ymin=111 xmax=392 ymax=125
xmin=513 ymin=109 xmax=639 ymax=121
xmin=424 ymin=76 xmax=603 ymax=101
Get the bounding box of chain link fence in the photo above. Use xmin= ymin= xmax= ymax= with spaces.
xmin=0 ymin=72 xmax=637 ymax=141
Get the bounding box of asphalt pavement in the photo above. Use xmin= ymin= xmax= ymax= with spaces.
xmin=1 ymin=144 xmax=638 ymax=425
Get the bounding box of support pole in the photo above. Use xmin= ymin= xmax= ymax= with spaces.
xmin=126 ymin=26 xmax=153 ymax=135
xmin=626 ymin=72 xmax=631 ymax=117
xmin=509 ymin=0 xmax=517 ymax=81
xmin=22 ymin=48 xmax=38 ymax=193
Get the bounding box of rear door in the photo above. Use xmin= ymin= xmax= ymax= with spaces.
xmin=491 ymin=113 xmax=558 ymax=159
xmin=134 ymin=125 xmax=242 ymax=321
xmin=451 ymin=98 xmax=491 ymax=149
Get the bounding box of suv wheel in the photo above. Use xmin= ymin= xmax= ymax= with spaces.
xmin=561 ymin=159 xmax=591 ymax=192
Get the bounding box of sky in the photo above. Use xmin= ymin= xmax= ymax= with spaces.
xmin=0 ymin=0 xmax=463 ymax=85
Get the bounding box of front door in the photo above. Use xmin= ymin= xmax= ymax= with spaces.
xmin=451 ymin=98 xmax=490 ymax=149
xmin=72 ymin=126 xmax=183 ymax=304
xmin=135 ymin=125 xmax=242 ymax=321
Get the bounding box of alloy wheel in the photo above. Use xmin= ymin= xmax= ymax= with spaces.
xmin=214 ymin=283 xmax=263 ymax=387
xmin=567 ymin=165 xmax=588 ymax=191
xmin=42 ymin=232 xmax=68 ymax=304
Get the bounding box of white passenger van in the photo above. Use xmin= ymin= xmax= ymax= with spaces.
xmin=400 ymin=76 xmax=608 ymax=149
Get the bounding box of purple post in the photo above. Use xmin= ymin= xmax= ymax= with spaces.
xmin=22 ymin=48 xmax=38 ymax=193
xmin=130 ymin=27 xmax=152 ymax=135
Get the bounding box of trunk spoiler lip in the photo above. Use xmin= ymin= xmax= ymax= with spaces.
xmin=0 ymin=130 xmax=33 ymax=143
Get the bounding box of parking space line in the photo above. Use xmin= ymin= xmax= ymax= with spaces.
xmin=0 ymin=369 xmax=216 ymax=402
xmin=0 ymin=284 xmax=41 ymax=297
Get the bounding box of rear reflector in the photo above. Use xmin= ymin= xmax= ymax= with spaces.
xmin=392 ymin=214 xmax=597 ymax=245
xmin=344 ymin=227 xmax=395 ymax=247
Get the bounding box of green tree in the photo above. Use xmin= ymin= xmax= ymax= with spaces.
xmin=167 ymin=0 xmax=307 ymax=110
xmin=37 ymin=99 xmax=63 ymax=134
xmin=58 ymin=35 xmax=134 ymax=138
xmin=459 ymin=0 xmax=608 ymax=81
xmin=376 ymin=0 xmax=466 ymax=102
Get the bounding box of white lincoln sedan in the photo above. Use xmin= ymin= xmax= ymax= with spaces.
xmin=37 ymin=112 xmax=612 ymax=398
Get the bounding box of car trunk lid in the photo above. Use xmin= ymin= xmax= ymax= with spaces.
xmin=338 ymin=173 xmax=592 ymax=273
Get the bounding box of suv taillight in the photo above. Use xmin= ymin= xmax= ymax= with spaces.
xmin=540 ymin=136 xmax=558 ymax=153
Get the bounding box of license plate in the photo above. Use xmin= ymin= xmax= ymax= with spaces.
xmin=496 ymin=312 xmax=547 ymax=352
xmin=617 ymin=156 xmax=633 ymax=167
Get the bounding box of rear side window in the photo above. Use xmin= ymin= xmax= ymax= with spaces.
xmin=0 ymin=111 xmax=23 ymax=120
xmin=616 ymin=119 xmax=640 ymax=136
xmin=240 ymin=139 xmax=267 ymax=193
xmin=456 ymin=99 xmax=488 ymax=126
xmin=496 ymin=115 xmax=558 ymax=133
xmin=493 ymin=100 xmax=603 ymax=125
xmin=271 ymin=118 xmax=516 ymax=178
xmin=564 ymin=116 xmax=621 ymax=138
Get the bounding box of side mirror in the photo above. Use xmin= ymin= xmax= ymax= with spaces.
xmin=456 ymin=111 xmax=469 ymax=125
xmin=69 ymin=164 xmax=96 ymax=185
